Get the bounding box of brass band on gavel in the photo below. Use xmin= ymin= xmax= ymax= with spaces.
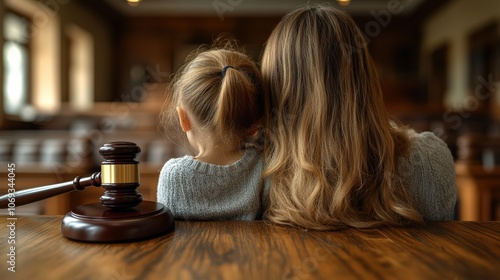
xmin=101 ymin=164 xmax=140 ymax=184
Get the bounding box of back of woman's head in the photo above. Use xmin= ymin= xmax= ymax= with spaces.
xmin=262 ymin=5 xmax=384 ymax=127
xmin=162 ymin=42 xmax=263 ymax=146
xmin=261 ymin=5 xmax=423 ymax=230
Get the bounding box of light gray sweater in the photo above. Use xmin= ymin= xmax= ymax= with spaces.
xmin=157 ymin=148 xmax=266 ymax=220
xmin=157 ymin=131 xmax=457 ymax=221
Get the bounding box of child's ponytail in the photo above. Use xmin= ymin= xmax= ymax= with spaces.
xmin=162 ymin=45 xmax=263 ymax=149
xmin=215 ymin=64 xmax=262 ymax=140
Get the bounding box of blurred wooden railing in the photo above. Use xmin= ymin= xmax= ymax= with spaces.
xmin=0 ymin=129 xmax=187 ymax=215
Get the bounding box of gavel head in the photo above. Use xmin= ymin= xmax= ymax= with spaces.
xmin=98 ymin=141 xmax=143 ymax=208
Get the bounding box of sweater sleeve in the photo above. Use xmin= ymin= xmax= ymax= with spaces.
xmin=400 ymin=131 xmax=457 ymax=221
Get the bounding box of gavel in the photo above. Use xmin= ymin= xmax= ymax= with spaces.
xmin=0 ymin=141 xmax=174 ymax=242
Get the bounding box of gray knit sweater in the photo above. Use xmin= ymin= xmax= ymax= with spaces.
xmin=399 ymin=130 xmax=457 ymax=221
xmin=157 ymin=131 xmax=457 ymax=221
xmin=157 ymin=148 xmax=266 ymax=220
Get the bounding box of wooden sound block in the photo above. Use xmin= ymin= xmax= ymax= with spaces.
xmin=61 ymin=201 xmax=175 ymax=242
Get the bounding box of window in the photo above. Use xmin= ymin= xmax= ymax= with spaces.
xmin=3 ymin=12 xmax=30 ymax=115
xmin=66 ymin=24 xmax=94 ymax=111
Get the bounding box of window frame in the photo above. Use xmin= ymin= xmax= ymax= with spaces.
xmin=3 ymin=9 xmax=32 ymax=119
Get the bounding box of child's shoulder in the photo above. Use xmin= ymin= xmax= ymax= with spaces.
xmin=160 ymin=155 xmax=194 ymax=174
xmin=165 ymin=155 xmax=190 ymax=164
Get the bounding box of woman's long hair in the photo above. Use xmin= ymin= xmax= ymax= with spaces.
xmin=261 ymin=5 xmax=423 ymax=230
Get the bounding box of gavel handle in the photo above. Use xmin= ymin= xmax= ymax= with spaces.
xmin=0 ymin=172 xmax=101 ymax=209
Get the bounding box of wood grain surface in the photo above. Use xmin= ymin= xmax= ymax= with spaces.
xmin=0 ymin=216 xmax=499 ymax=280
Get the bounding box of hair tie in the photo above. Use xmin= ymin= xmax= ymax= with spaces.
xmin=222 ymin=66 xmax=235 ymax=78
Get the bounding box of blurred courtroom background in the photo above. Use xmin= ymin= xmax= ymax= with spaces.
xmin=0 ymin=0 xmax=499 ymax=219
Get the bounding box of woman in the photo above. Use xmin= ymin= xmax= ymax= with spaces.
xmin=261 ymin=5 xmax=457 ymax=230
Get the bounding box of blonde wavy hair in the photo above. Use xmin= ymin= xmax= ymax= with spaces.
xmin=160 ymin=41 xmax=263 ymax=153
xmin=261 ymin=5 xmax=424 ymax=230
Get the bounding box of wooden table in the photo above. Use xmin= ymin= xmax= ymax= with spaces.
xmin=0 ymin=216 xmax=499 ymax=280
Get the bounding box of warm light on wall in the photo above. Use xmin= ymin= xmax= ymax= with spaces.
xmin=127 ymin=0 xmax=141 ymax=7
xmin=337 ymin=0 xmax=351 ymax=6
xmin=66 ymin=24 xmax=94 ymax=112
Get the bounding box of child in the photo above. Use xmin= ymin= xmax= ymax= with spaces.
xmin=157 ymin=44 xmax=266 ymax=220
